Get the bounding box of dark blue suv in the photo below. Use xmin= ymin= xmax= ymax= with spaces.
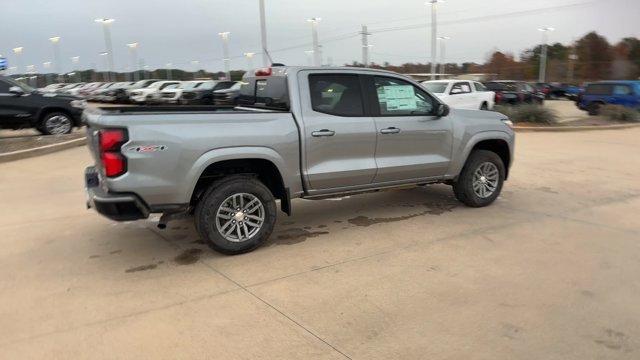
xmin=577 ymin=81 xmax=640 ymax=115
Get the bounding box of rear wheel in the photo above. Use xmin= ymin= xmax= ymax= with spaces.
xmin=453 ymin=150 xmax=505 ymax=207
xmin=480 ymin=102 xmax=489 ymax=110
xmin=40 ymin=112 xmax=73 ymax=135
xmin=195 ymin=176 xmax=277 ymax=255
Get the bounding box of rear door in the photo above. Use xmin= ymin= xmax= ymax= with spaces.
xmin=366 ymin=75 xmax=452 ymax=183
xmin=611 ymin=84 xmax=636 ymax=107
xmin=299 ymin=72 xmax=378 ymax=190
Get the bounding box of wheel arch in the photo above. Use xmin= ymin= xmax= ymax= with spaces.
xmin=450 ymin=132 xmax=513 ymax=181
xmin=186 ymin=147 xmax=292 ymax=215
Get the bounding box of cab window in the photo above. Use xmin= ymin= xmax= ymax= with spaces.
xmin=613 ymin=85 xmax=631 ymax=96
xmin=309 ymin=74 xmax=364 ymax=117
xmin=450 ymin=82 xmax=471 ymax=95
xmin=374 ymin=76 xmax=435 ymax=116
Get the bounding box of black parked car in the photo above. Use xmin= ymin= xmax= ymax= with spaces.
xmin=0 ymin=75 xmax=85 ymax=135
xmin=180 ymin=80 xmax=236 ymax=105
xmin=484 ymin=81 xmax=545 ymax=105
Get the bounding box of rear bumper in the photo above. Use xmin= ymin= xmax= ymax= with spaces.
xmin=85 ymin=166 xmax=149 ymax=221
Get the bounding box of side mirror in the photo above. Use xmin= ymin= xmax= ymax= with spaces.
xmin=436 ymin=103 xmax=450 ymax=117
xmin=9 ymin=86 xmax=24 ymax=96
xmin=450 ymin=88 xmax=462 ymax=95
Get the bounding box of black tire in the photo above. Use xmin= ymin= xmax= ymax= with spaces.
xmin=195 ymin=175 xmax=277 ymax=255
xmin=480 ymin=102 xmax=489 ymax=110
xmin=587 ymin=102 xmax=601 ymax=116
xmin=39 ymin=112 xmax=73 ymax=135
xmin=452 ymin=150 xmax=505 ymax=208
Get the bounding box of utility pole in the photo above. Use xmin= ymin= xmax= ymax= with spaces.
xmin=259 ymin=0 xmax=269 ymax=67
xmin=244 ymin=52 xmax=255 ymax=70
xmin=428 ymin=1 xmax=442 ymax=80
xmin=538 ymin=27 xmax=554 ymax=83
xmin=49 ymin=37 xmax=62 ymax=82
xmin=218 ymin=32 xmax=231 ymax=79
xmin=567 ymin=50 xmax=577 ymax=84
xmin=307 ymin=18 xmax=322 ymax=66
xmin=361 ymin=25 xmax=371 ymax=67
xmin=95 ymin=18 xmax=115 ymax=81
xmin=126 ymin=43 xmax=139 ymax=81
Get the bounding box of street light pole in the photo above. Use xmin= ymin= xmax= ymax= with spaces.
xmin=258 ymin=0 xmax=269 ymax=67
xmin=166 ymin=62 xmax=173 ymax=80
xmin=71 ymin=56 xmax=80 ymax=82
xmin=99 ymin=52 xmax=109 ymax=81
xmin=49 ymin=37 xmax=62 ymax=82
xmin=244 ymin=52 xmax=255 ymax=70
xmin=307 ymin=18 xmax=322 ymax=66
xmin=12 ymin=47 xmax=23 ymax=75
xmin=218 ymin=32 xmax=231 ymax=80
xmin=437 ymin=36 xmax=450 ymax=78
xmin=95 ymin=18 xmax=115 ymax=81
xmin=43 ymin=61 xmax=52 ymax=84
xmin=538 ymin=27 xmax=554 ymax=83
xmin=361 ymin=25 xmax=371 ymax=67
xmin=428 ymin=0 xmax=441 ymax=80
xmin=126 ymin=43 xmax=139 ymax=81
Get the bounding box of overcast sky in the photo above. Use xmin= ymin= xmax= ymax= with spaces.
xmin=1 ymin=0 xmax=638 ymax=74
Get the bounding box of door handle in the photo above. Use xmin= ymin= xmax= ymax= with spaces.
xmin=380 ymin=127 xmax=401 ymax=134
xmin=311 ymin=129 xmax=335 ymax=137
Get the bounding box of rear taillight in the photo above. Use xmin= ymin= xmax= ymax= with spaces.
xmin=495 ymin=92 xmax=503 ymax=103
xmin=254 ymin=67 xmax=272 ymax=76
xmin=99 ymin=128 xmax=128 ymax=177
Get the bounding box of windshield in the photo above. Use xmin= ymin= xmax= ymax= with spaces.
xmin=422 ymin=82 xmax=448 ymax=94
xmin=5 ymin=77 xmax=35 ymax=93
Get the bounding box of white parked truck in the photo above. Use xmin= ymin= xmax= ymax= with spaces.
xmin=422 ymin=80 xmax=495 ymax=110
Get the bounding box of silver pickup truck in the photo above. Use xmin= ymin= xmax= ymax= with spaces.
xmin=84 ymin=66 xmax=514 ymax=254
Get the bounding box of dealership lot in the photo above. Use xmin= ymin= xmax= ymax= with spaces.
xmin=1 ymin=128 xmax=639 ymax=359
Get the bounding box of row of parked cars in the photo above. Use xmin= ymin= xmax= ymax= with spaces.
xmin=39 ymin=79 xmax=242 ymax=105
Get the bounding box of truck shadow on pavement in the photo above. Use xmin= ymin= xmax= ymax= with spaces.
xmin=125 ymin=185 xmax=461 ymax=265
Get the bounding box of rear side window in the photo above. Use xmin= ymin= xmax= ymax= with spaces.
xmin=585 ymin=84 xmax=613 ymax=95
xmin=485 ymin=82 xmax=518 ymax=91
xmin=237 ymin=77 xmax=290 ymax=110
xmin=309 ymin=74 xmax=364 ymax=117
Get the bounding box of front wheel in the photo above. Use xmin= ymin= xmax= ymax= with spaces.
xmin=195 ymin=176 xmax=277 ymax=255
xmin=452 ymin=150 xmax=505 ymax=207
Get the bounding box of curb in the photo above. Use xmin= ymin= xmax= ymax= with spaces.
xmin=0 ymin=137 xmax=87 ymax=163
xmin=514 ymin=123 xmax=640 ymax=132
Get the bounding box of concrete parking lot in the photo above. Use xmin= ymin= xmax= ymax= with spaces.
xmin=1 ymin=128 xmax=639 ymax=359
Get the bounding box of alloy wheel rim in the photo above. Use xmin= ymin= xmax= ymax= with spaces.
xmin=215 ymin=193 xmax=265 ymax=242
xmin=472 ymin=162 xmax=499 ymax=198
xmin=45 ymin=115 xmax=72 ymax=135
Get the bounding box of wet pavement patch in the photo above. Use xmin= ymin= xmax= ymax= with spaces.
xmin=273 ymin=228 xmax=330 ymax=246
xmin=348 ymin=203 xmax=457 ymax=227
xmin=125 ymin=264 xmax=157 ymax=273
xmin=109 ymin=249 xmax=123 ymax=255
xmin=174 ymin=248 xmax=203 ymax=265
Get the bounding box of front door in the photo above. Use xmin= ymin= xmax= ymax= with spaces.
xmin=300 ymin=73 xmax=378 ymax=190
xmin=367 ymin=75 xmax=453 ymax=183
xmin=0 ymin=80 xmax=34 ymax=126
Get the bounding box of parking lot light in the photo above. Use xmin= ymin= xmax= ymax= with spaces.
xmin=244 ymin=52 xmax=255 ymax=70
xmin=218 ymin=32 xmax=231 ymax=80
xmin=126 ymin=42 xmax=139 ymax=81
xmin=426 ymin=0 xmax=444 ymax=80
